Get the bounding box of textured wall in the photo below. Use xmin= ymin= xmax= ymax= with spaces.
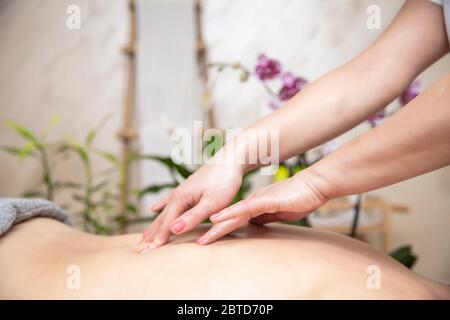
xmin=136 ymin=0 xmax=203 ymax=213
xmin=0 ymin=0 xmax=129 ymax=224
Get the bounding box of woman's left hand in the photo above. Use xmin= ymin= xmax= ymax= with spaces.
xmin=198 ymin=169 xmax=329 ymax=245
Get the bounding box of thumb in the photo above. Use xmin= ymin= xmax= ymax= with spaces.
xmin=210 ymin=197 xmax=275 ymax=223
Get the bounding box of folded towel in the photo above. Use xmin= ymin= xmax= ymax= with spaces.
xmin=0 ymin=198 xmax=71 ymax=236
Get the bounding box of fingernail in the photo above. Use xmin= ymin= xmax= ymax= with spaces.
xmin=140 ymin=245 xmax=152 ymax=254
xmin=196 ymin=234 xmax=208 ymax=245
xmin=134 ymin=242 xmax=150 ymax=253
xmin=210 ymin=213 xmax=220 ymax=221
xmin=152 ymin=236 xmax=163 ymax=248
xmin=171 ymin=221 xmax=185 ymax=234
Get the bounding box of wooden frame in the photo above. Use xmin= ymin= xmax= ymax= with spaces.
xmin=317 ymin=195 xmax=409 ymax=251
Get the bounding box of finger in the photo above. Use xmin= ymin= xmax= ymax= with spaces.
xmin=151 ymin=201 xmax=190 ymax=248
xmin=210 ymin=198 xmax=273 ymax=223
xmin=150 ymin=191 xmax=172 ymax=212
xmin=170 ymin=199 xmax=219 ymax=235
xmin=196 ymin=215 xmax=249 ymax=245
xmin=141 ymin=211 xmax=165 ymax=242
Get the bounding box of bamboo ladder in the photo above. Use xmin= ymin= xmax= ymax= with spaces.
xmin=117 ymin=0 xmax=214 ymax=233
xmin=195 ymin=0 xmax=217 ymax=129
xmin=117 ymin=0 xmax=138 ymax=233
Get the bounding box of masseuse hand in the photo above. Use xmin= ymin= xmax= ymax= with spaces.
xmin=199 ymin=169 xmax=328 ymax=244
xmin=138 ymin=0 xmax=449 ymax=249
xmin=138 ymin=160 xmax=244 ymax=250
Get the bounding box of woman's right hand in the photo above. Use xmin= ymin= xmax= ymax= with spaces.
xmin=137 ymin=160 xmax=244 ymax=251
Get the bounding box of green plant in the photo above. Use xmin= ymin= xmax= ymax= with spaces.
xmin=3 ymin=116 xmax=63 ymax=200
xmin=2 ymin=114 xmax=256 ymax=235
xmin=390 ymin=245 xmax=418 ymax=269
xmin=59 ymin=116 xmax=117 ymax=234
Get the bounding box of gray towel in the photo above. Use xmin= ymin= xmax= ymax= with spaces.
xmin=0 ymin=198 xmax=71 ymax=236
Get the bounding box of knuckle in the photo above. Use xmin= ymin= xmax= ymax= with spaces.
xmin=250 ymin=211 xmax=260 ymax=219
xmin=171 ymin=189 xmax=183 ymax=199
xmin=200 ymin=197 xmax=217 ymax=211
xmin=179 ymin=212 xmax=194 ymax=226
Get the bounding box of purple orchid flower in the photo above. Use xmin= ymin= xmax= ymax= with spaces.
xmin=367 ymin=110 xmax=386 ymax=128
xmin=400 ymin=80 xmax=420 ymax=106
xmin=255 ymin=54 xmax=281 ymax=81
xmin=278 ymin=72 xmax=307 ymax=101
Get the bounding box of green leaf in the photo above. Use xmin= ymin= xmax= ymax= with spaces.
xmin=18 ymin=142 xmax=37 ymax=158
xmin=101 ymin=190 xmax=119 ymax=200
xmin=43 ymin=173 xmax=51 ymax=185
xmin=100 ymin=201 xmax=114 ymax=212
xmin=63 ymin=139 xmax=90 ymax=164
xmin=87 ymin=218 xmax=111 ymax=235
xmin=85 ymin=130 xmax=96 ymax=147
xmin=2 ymin=146 xmax=21 ymax=155
xmin=55 ymin=144 xmax=70 ymax=154
xmin=90 ymin=179 xmax=110 ymax=193
xmin=126 ymin=203 xmax=139 ymax=216
xmin=85 ymin=113 xmax=112 ymax=148
xmin=95 ymin=226 xmax=111 ymax=235
xmin=72 ymin=193 xmax=87 ymax=203
xmin=203 ymin=133 xmax=224 ymax=159
xmin=114 ymin=215 xmax=129 ymax=224
xmin=97 ymin=166 xmax=116 ymax=177
xmin=96 ymin=150 xmax=122 ymax=169
xmin=5 ymin=120 xmax=40 ymax=146
xmin=390 ymin=245 xmax=418 ymax=269
xmin=283 ymin=218 xmax=310 ymax=227
xmin=22 ymin=190 xmax=45 ymax=198
xmin=70 ymin=142 xmax=89 ymax=164
xmin=134 ymin=183 xmax=177 ymax=199
xmin=41 ymin=114 xmax=60 ymax=138
xmin=54 ymin=181 xmax=84 ymax=190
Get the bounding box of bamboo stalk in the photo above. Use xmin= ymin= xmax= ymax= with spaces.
xmin=194 ymin=0 xmax=216 ymax=129
xmin=117 ymin=0 xmax=138 ymax=233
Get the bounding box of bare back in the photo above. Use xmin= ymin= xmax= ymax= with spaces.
xmin=0 ymin=218 xmax=448 ymax=299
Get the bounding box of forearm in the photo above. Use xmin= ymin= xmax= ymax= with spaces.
xmin=310 ymin=73 xmax=450 ymax=199
xmin=219 ymin=0 xmax=448 ymax=173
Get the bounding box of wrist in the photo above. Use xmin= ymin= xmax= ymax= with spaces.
xmin=294 ymin=164 xmax=334 ymax=204
xmin=206 ymin=136 xmax=249 ymax=175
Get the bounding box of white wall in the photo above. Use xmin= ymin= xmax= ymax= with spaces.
xmin=0 ymin=0 xmax=129 ymax=225
xmin=136 ymin=0 xmax=203 ymax=212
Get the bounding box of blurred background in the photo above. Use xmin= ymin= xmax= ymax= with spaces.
xmin=0 ymin=0 xmax=449 ymax=284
